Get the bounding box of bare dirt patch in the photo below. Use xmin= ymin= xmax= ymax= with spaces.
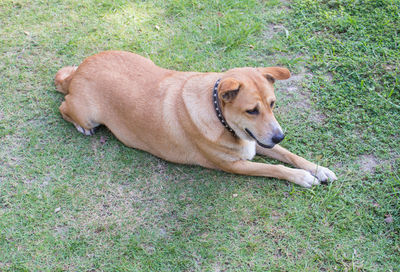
xmin=358 ymin=154 xmax=379 ymax=174
xmin=275 ymin=71 xmax=326 ymax=125
xmin=263 ymin=24 xmax=290 ymax=40
xmin=259 ymin=23 xmax=327 ymax=125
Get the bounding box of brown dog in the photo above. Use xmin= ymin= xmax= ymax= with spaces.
xmin=55 ymin=51 xmax=337 ymax=187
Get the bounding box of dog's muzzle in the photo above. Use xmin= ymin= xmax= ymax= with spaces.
xmin=245 ymin=129 xmax=273 ymax=148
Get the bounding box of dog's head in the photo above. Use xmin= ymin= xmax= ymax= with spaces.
xmin=218 ymin=67 xmax=290 ymax=148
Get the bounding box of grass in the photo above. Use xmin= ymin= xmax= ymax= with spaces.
xmin=0 ymin=0 xmax=399 ymax=271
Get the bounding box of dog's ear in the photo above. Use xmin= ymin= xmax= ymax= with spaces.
xmin=219 ymin=78 xmax=241 ymax=103
xmin=258 ymin=67 xmax=291 ymax=83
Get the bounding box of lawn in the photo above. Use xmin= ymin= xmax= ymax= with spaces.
xmin=0 ymin=0 xmax=399 ymax=271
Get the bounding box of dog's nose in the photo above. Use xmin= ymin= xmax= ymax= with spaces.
xmin=272 ymin=132 xmax=285 ymax=144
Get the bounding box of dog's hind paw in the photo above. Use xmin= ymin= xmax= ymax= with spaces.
xmin=74 ymin=124 xmax=96 ymax=136
xmin=313 ymin=166 xmax=337 ymax=183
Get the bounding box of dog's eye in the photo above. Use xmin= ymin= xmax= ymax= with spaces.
xmin=246 ymin=107 xmax=259 ymax=115
xmin=270 ymin=101 xmax=275 ymax=108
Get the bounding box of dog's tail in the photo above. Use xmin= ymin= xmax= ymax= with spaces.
xmin=54 ymin=66 xmax=77 ymax=94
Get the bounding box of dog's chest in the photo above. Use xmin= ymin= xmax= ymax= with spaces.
xmin=241 ymin=140 xmax=256 ymax=160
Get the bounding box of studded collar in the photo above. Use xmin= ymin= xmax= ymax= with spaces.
xmin=212 ymin=79 xmax=237 ymax=137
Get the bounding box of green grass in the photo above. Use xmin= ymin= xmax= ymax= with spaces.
xmin=1 ymin=0 xmax=399 ymax=271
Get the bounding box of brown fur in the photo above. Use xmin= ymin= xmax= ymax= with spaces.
xmin=55 ymin=51 xmax=337 ymax=187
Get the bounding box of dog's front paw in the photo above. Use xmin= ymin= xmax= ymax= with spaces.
xmin=313 ymin=166 xmax=337 ymax=183
xmin=291 ymin=169 xmax=320 ymax=188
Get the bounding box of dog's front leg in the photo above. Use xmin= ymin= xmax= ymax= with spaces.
xmin=219 ymin=160 xmax=320 ymax=188
xmin=256 ymin=145 xmax=337 ymax=183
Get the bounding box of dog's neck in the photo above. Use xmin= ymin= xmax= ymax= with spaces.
xmin=212 ymin=79 xmax=237 ymax=137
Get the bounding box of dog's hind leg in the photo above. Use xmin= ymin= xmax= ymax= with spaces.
xmin=59 ymin=97 xmax=100 ymax=136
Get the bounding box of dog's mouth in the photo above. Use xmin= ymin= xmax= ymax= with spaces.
xmin=245 ymin=128 xmax=274 ymax=149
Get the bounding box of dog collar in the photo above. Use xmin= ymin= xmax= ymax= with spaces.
xmin=213 ymin=79 xmax=237 ymax=137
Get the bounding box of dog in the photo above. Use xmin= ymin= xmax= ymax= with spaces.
xmin=55 ymin=51 xmax=337 ymax=187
